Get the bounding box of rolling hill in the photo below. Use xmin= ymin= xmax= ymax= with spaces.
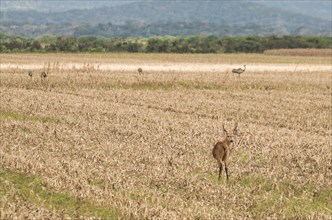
xmin=0 ymin=1 xmax=331 ymax=37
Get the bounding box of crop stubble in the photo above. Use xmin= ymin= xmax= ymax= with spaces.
xmin=0 ymin=53 xmax=331 ymax=219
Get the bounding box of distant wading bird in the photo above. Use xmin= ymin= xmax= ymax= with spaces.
xmin=40 ymin=71 xmax=48 ymax=79
xmin=212 ymin=122 xmax=238 ymax=181
xmin=137 ymin=68 xmax=143 ymax=75
xmin=28 ymin=70 xmax=33 ymax=79
xmin=232 ymin=65 xmax=246 ymax=77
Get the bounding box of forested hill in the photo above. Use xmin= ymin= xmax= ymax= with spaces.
xmin=1 ymin=1 xmax=331 ymax=37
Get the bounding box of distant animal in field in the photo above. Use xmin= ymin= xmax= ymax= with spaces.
xmin=28 ymin=70 xmax=33 ymax=79
xmin=40 ymin=71 xmax=48 ymax=79
xmin=137 ymin=68 xmax=143 ymax=75
xmin=232 ymin=65 xmax=246 ymax=77
xmin=212 ymin=122 xmax=238 ymax=181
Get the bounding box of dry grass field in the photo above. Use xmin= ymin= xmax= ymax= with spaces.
xmin=264 ymin=48 xmax=332 ymax=57
xmin=0 ymin=53 xmax=331 ymax=219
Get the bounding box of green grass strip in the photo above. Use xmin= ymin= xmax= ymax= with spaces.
xmin=0 ymin=170 xmax=121 ymax=219
xmin=239 ymin=175 xmax=332 ymax=218
xmin=0 ymin=111 xmax=59 ymax=123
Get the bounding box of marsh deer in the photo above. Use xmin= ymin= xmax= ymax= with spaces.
xmin=212 ymin=122 xmax=238 ymax=180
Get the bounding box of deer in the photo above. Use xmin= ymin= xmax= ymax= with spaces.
xmin=212 ymin=122 xmax=238 ymax=181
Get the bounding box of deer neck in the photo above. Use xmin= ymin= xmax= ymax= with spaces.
xmin=223 ymin=139 xmax=232 ymax=148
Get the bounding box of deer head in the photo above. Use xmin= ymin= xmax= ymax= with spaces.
xmin=223 ymin=122 xmax=238 ymax=143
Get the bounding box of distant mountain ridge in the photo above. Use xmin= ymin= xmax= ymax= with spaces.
xmin=1 ymin=1 xmax=331 ymax=37
xmin=0 ymin=1 xmax=130 ymax=12
xmin=1 ymin=0 xmax=331 ymax=20
xmin=259 ymin=1 xmax=331 ymax=21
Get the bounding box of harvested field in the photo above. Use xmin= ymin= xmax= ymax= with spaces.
xmin=0 ymin=53 xmax=331 ymax=219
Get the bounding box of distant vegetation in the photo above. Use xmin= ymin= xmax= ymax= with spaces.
xmin=0 ymin=33 xmax=331 ymax=54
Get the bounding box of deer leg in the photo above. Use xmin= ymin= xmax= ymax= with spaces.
xmin=218 ymin=161 xmax=223 ymax=180
xmin=225 ymin=165 xmax=229 ymax=181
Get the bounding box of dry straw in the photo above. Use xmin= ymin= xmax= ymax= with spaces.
xmin=0 ymin=53 xmax=331 ymax=219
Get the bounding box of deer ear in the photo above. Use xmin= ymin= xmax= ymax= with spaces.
xmin=233 ymin=122 xmax=238 ymax=134
xmin=222 ymin=124 xmax=227 ymax=133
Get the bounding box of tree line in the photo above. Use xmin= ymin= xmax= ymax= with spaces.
xmin=1 ymin=33 xmax=331 ymax=53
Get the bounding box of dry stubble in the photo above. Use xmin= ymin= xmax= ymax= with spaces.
xmin=0 ymin=53 xmax=331 ymax=219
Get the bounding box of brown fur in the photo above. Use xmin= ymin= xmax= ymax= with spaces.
xmin=212 ymin=123 xmax=238 ymax=180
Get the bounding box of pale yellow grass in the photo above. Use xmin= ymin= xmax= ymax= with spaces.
xmin=264 ymin=48 xmax=332 ymax=57
xmin=0 ymin=53 xmax=331 ymax=219
xmin=1 ymin=52 xmax=331 ymax=64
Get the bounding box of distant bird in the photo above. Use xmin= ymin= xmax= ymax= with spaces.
xmin=137 ymin=68 xmax=143 ymax=75
xmin=40 ymin=71 xmax=48 ymax=79
xmin=28 ymin=70 xmax=33 ymax=79
xmin=232 ymin=65 xmax=246 ymax=77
